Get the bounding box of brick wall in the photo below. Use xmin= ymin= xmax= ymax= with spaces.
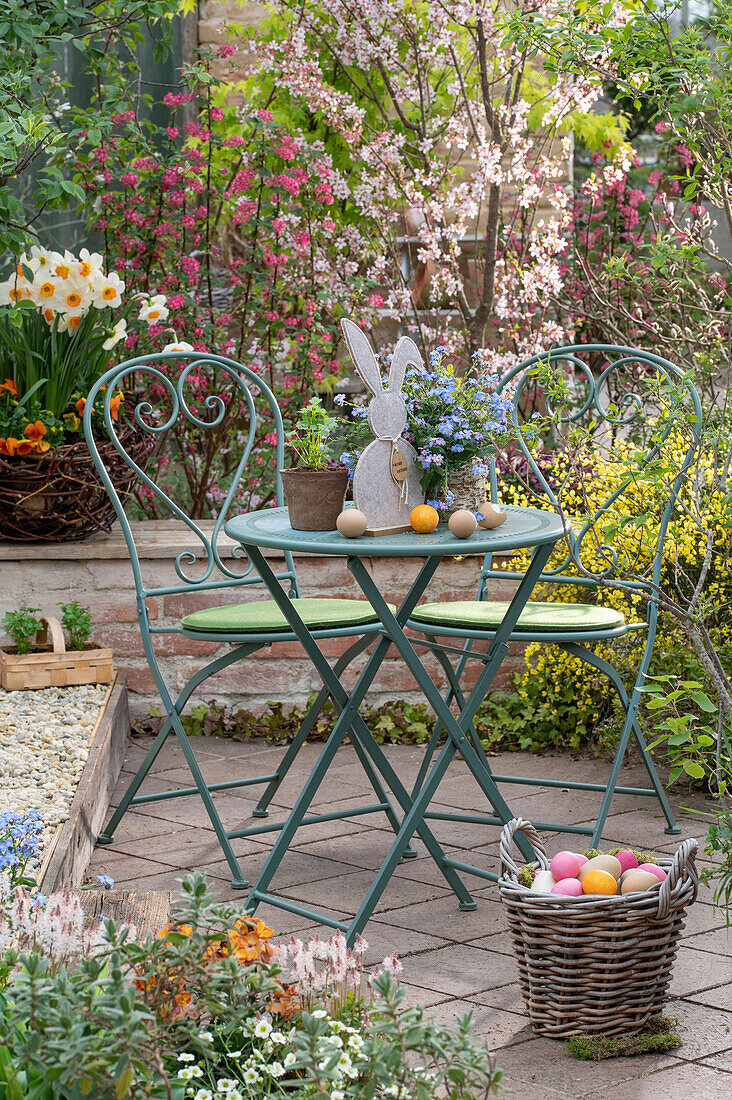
xmin=0 ymin=521 xmax=524 ymax=719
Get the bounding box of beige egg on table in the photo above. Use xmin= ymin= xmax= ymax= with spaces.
xmin=336 ymin=509 xmax=368 ymax=538
xmin=477 ymin=501 xmax=508 ymax=529
xmin=448 ymin=509 xmax=478 ymax=539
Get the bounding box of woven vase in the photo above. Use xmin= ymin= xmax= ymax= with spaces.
xmin=440 ymin=464 xmax=487 ymax=519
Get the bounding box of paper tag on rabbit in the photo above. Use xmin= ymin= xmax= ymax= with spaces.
xmin=390 ymin=445 xmax=408 ymax=482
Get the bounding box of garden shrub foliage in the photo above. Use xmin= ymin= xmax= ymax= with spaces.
xmin=0 ymin=872 xmax=501 ymax=1099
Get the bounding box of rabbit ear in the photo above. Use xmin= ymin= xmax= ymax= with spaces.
xmin=341 ymin=319 xmax=384 ymax=397
xmin=387 ymin=336 xmax=423 ymax=394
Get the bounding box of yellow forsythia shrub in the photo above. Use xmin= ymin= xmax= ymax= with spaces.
xmin=489 ymin=434 xmax=732 ymax=750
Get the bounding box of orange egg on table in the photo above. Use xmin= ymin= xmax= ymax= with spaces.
xmin=410 ymin=504 xmax=439 ymax=533
xmin=582 ymin=868 xmax=619 ymax=896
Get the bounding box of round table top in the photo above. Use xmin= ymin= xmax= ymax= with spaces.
xmin=225 ymin=505 xmax=564 ymax=558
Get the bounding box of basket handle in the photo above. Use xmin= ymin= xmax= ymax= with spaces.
xmin=656 ymin=837 xmax=698 ymax=920
xmin=36 ymin=615 xmax=66 ymax=655
xmin=499 ymin=817 xmax=550 ymax=879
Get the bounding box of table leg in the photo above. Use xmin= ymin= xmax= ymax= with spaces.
xmin=347 ymin=541 xmax=557 ymax=872
xmin=242 ymin=548 xmax=475 ymax=927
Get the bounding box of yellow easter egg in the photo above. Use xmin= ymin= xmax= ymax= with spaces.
xmin=581 ymin=869 xmax=618 ymax=896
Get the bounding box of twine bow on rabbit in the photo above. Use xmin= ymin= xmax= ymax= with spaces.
xmin=341 ymin=319 xmax=425 ymax=533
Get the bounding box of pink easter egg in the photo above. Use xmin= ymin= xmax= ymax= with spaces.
xmin=552 ymin=878 xmax=584 ymax=897
xmin=615 ymin=849 xmax=639 ymax=874
xmin=576 ymin=854 xmax=589 ymax=868
xmin=638 ymin=863 xmax=667 ymax=882
xmin=550 ymin=851 xmax=584 ymax=881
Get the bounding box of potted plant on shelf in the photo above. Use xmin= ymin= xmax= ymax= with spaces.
xmin=0 ymin=601 xmax=113 ymax=690
xmin=279 ymin=397 xmax=349 ymax=530
xmin=0 ymin=244 xmax=162 ymax=543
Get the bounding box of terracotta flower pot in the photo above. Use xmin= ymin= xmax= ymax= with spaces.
xmin=279 ymin=466 xmax=349 ymax=531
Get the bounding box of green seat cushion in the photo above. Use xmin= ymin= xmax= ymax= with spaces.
xmin=411 ymin=600 xmax=625 ymax=634
xmin=181 ymin=597 xmax=394 ymax=634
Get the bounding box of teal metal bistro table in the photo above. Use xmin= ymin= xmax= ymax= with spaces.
xmin=225 ymin=505 xmax=564 ymax=942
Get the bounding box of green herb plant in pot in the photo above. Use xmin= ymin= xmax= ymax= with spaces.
xmin=280 ymin=397 xmax=349 ymax=530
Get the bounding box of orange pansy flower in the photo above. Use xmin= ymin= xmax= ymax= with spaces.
xmin=75 ymin=397 xmax=86 ymax=416
xmin=2 ymin=437 xmax=33 ymax=456
xmin=0 ymin=378 xmax=18 ymax=396
xmin=24 ymin=420 xmax=47 ymax=443
xmin=109 ymin=394 xmax=123 ymax=421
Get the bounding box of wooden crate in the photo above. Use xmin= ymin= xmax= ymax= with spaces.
xmin=0 ymin=615 xmax=113 ymax=690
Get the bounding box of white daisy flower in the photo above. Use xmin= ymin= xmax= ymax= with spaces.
xmin=178 ymin=1053 xmax=196 ymax=1063
xmin=253 ymin=1018 xmax=272 ymax=1039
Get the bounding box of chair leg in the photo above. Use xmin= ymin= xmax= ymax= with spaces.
xmin=561 ymin=643 xmax=679 ymax=836
xmin=252 ymin=635 xmax=373 ymax=817
xmin=98 ymin=642 xmax=261 ymax=844
xmin=410 ymin=636 xmax=474 ymax=797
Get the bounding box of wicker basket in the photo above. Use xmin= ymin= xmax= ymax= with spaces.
xmin=0 ymin=427 xmax=153 ymax=543
xmin=498 ymin=818 xmax=698 ymax=1038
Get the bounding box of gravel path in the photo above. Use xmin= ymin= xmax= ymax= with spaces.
xmin=0 ymin=684 xmax=108 ymax=863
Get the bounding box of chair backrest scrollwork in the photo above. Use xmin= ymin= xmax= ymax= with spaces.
xmin=488 ymin=344 xmax=703 ymax=623
xmin=83 ymin=351 xmax=298 ymax=604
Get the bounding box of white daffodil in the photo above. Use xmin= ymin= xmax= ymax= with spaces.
xmin=56 ymin=313 xmax=83 ymax=335
xmin=77 ymin=248 xmax=104 ymax=279
xmin=138 ymin=294 xmax=169 ymax=323
xmin=25 ymin=244 xmax=60 ymax=276
xmin=91 ymin=269 xmax=125 ymax=309
xmin=162 ymin=340 xmax=195 ymax=353
xmin=102 ymin=318 xmax=128 ymax=350
xmin=0 ymin=276 xmax=31 ymax=305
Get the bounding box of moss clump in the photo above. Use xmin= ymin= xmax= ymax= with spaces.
xmin=583 ymin=848 xmax=600 ymax=860
xmin=566 ymin=1016 xmax=682 ymax=1061
xmin=517 ymin=864 xmax=535 ymax=887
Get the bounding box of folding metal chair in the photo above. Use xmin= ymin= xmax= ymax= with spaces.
xmin=83 ymin=351 xmax=403 ymax=887
xmin=406 ymin=344 xmax=703 ymax=850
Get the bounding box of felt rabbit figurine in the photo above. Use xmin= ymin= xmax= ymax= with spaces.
xmin=341 ymin=318 xmax=424 ymax=532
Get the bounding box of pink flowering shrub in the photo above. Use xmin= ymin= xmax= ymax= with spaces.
xmin=72 ymin=53 xmax=374 ymax=517
xmin=559 ymin=149 xmax=731 ymax=397
xmin=244 ymin=0 xmax=632 ymax=370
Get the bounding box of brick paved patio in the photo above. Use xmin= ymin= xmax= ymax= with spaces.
xmin=88 ymin=735 xmax=732 ymax=1099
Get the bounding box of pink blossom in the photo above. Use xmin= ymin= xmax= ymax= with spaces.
xmin=655 ymin=120 xmax=668 ymax=134
xmin=210 ymin=107 xmax=224 ymax=121
xmin=217 ymin=43 xmax=235 ymax=59
xmin=93 ymin=147 xmax=109 ymax=163
xmin=120 ymin=172 xmax=138 ymax=187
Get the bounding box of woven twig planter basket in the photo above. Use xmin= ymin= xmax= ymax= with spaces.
xmin=498 ymin=818 xmax=698 ymax=1038
xmin=0 ymin=427 xmax=153 ymax=543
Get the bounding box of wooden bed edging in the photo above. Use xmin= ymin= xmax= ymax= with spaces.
xmin=39 ymin=672 xmax=129 ymax=892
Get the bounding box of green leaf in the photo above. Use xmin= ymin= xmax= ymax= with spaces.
xmin=690 ymin=691 xmax=716 ymax=713
xmin=682 ymin=760 xmax=706 ymax=779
